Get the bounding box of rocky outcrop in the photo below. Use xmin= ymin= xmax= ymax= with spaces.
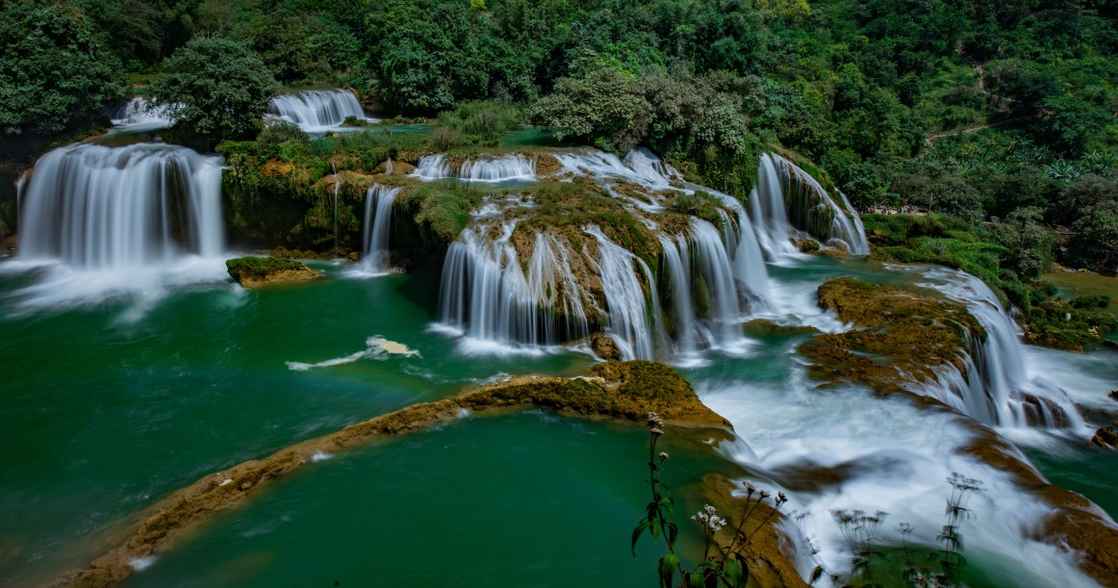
xmin=799 ymin=278 xmax=983 ymax=394
xmin=58 ymin=362 xmax=730 ymax=588
xmin=225 ymin=256 xmax=320 ymax=288
xmin=1091 ymin=424 xmax=1117 ymax=449
xmin=798 ymin=277 xmax=1118 ymax=587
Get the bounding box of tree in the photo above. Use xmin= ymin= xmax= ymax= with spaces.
xmin=151 ymin=36 xmax=277 ymax=145
xmin=1070 ymin=200 xmax=1118 ymax=275
xmin=0 ymin=2 xmax=122 ymax=136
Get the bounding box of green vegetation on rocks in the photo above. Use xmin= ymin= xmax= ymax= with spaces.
xmin=225 ymin=256 xmax=319 ymax=288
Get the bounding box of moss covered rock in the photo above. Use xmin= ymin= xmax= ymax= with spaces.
xmin=226 ymin=256 xmax=320 ymax=288
xmin=799 ymin=278 xmax=983 ymax=394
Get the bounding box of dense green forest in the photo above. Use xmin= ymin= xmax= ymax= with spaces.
xmin=1 ymin=1 xmax=1116 ymax=289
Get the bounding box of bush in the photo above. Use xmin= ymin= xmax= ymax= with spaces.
xmin=1071 ymin=295 xmax=1110 ymax=310
xmin=436 ymin=101 xmax=524 ymax=146
xmin=1070 ymin=200 xmax=1118 ymax=275
xmin=151 ymin=36 xmax=278 ymax=146
xmin=0 ymin=2 xmax=122 ymax=135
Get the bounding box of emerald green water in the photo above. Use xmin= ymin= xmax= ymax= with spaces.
xmin=124 ymin=412 xmax=733 ymax=588
xmin=0 ymin=264 xmax=587 ymax=584
xmin=3 ymin=254 xmax=1116 ymax=587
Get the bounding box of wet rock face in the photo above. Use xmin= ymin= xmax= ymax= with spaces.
xmin=1091 ymin=425 xmax=1118 ymax=449
xmin=798 ymin=278 xmax=983 ymax=394
xmin=591 ymin=332 xmax=621 ymax=360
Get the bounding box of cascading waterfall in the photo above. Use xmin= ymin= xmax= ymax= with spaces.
xmin=413 ymin=154 xmax=536 ymax=183
xmin=916 ymin=268 xmax=1085 ymax=430
xmin=750 ymin=153 xmax=870 ymax=258
xmin=584 ymin=225 xmax=666 ymax=360
xmin=360 ymin=184 xmax=401 ymax=273
xmin=704 ymin=189 xmax=771 ymax=306
xmin=750 ymin=154 xmax=797 ymax=260
xmin=111 ymin=97 xmax=176 ymax=131
xmin=268 ymin=90 xmax=373 ymax=132
xmin=689 ymin=218 xmax=743 ymax=345
xmin=658 ymin=233 xmax=698 ymax=356
xmin=774 ymin=155 xmax=869 ymax=255
xmin=18 ymin=143 xmax=224 ymax=268
xmin=556 ymin=150 xmax=676 ymax=192
xmin=438 ymin=224 xmax=590 ymax=346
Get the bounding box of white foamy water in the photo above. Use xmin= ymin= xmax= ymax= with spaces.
xmin=286 ymin=336 xmax=421 ymax=371
xmin=111 ymin=98 xmax=177 ymax=133
xmin=699 ymin=368 xmax=1103 ymax=588
xmin=268 ymin=90 xmax=376 ymax=133
xmin=412 ymin=154 xmax=536 ymax=183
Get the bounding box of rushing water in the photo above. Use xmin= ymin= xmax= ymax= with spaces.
xmin=18 ymin=143 xmax=224 ymax=268
xmin=916 ymin=268 xmax=1086 ymax=432
xmin=413 ymin=154 xmax=537 ymax=183
xmin=356 ymin=184 xmax=400 ymax=275
xmin=110 ymin=98 xmax=177 ymax=133
xmin=268 ymin=90 xmax=375 ymax=133
xmin=2 ymin=142 xmax=1115 ymax=588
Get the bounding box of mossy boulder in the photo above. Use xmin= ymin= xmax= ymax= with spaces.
xmin=226 ymin=256 xmax=320 ymax=288
xmin=799 ymin=278 xmax=983 ymax=394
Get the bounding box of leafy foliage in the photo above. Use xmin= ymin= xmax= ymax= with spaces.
xmin=151 ymin=36 xmax=278 ymax=145
xmin=0 ymin=2 xmax=122 ymax=136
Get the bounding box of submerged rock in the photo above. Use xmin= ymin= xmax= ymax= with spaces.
xmin=742 ymin=319 xmax=820 ymax=339
xmin=1109 ymin=389 xmax=1118 ymax=402
xmin=226 ymin=256 xmax=320 ymax=288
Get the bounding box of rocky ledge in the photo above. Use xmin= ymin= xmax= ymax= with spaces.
xmin=59 ymin=361 xmax=731 ymax=587
xmin=225 ymin=256 xmax=321 ymax=288
xmin=798 ymin=277 xmax=1118 ymax=586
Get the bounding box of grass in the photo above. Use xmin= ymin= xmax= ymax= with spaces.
xmin=1041 ymin=268 xmax=1118 ymax=318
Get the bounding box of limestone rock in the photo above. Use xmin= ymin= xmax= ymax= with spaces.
xmin=591 ymin=332 xmax=621 ymax=361
xmin=226 ymin=256 xmax=321 ymax=289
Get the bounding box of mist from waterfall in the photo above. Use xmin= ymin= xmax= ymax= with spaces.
xmin=358 ymin=184 xmax=401 ymax=274
xmin=19 ymin=144 xmax=224 ymax=268
xmin=268 ymin=90 xmax=374 ymax=133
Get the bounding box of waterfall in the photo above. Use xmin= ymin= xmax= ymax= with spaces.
xmin=18 ymin=143 xmax=224 ymax=268
xmin=690 ymin=218 xmax=742 ymax=345
xmin=413 ymin=154 xmax=536 ymax=183
xmin=555 ymin=149 xmax=677 ymax=192
xmin=917 ymin=268 xmax=1084 ymax=430
xmin=702 ymin=188 xmax=771 ymax=306
xmin=268 ymin=90 xmax=372 ymax=132
xmin=438 ymin=224 xmax=589 ymax=346
xmin=749 ymin=154 xmax=869 ymax=258
xmin=360 ymin=184 xmax=400 ymax=273
xmin=584 ymin=225 xmax=666 ymax=360
xmin=751 ymin=154 xmax=798 ymax=260
xmin=658 ymin=234 xmax=698 ymax=356
xmin=413 ymin=155 xmax=452 ymax=180
xmin=111 ymin=98 xmax=176 ymax=131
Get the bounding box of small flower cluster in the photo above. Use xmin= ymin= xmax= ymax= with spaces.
xmin=692 ymin=504 xmax=727 ymax=532
xmin=647 ymin=411 xmax=664 ymax=436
